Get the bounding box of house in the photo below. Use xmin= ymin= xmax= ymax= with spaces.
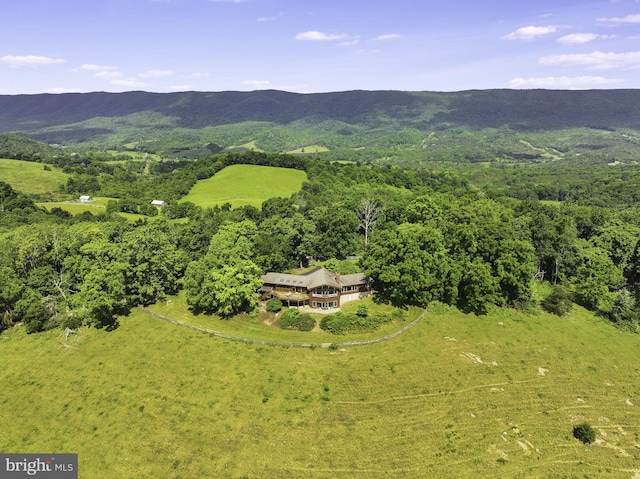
xmin=79 ymin=195 xmax=92 ymax=203
xmin=261 ymin=267 xmax=371 ymax=309
xmin=151 ymin=200 xmax=167 ymax=207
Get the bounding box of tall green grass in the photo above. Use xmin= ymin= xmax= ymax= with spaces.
xmin=180 ymin=164 xmax=307 ymax=209
xmin=0 ymin=158 xmax=69 ymax=195
xmin=1 ymin=303 xmax=639 ymax=478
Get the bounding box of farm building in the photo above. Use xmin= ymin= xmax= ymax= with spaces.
xmin=151 ymin=200 xmax=167 ymax=207
xmin=79 ymin=195 xmax=92 ymax=202
xmin=261 ymin=267 xmax=371 ymax=309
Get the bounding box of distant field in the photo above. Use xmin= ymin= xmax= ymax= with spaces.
xmin=1 ymin=301 xmax=639 ymax=478
xmin=180 ymin=164 xmax=307 ymax=209
xmin=287 ymin=144 xmax=329 ymax=154
xmin=0 ymin=158 xmax=69 ymax=194
xmin=38 ymin=197 xmax=114 ymax=215
xmin=37 ymin=197 xmax=148 ymax=222
xmin=225 ymin=140 xmax=264 ymax=152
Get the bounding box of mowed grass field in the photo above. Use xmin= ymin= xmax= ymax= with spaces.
xmin=37 ymin=197 xmax=148 ymax=222
xmin=180 ymin=164 xmax=307 ymax=209
xmin=0 ymin=158 xmax=69 ymax=195
xmin=1 ymin=303 xmax=639 ymax=478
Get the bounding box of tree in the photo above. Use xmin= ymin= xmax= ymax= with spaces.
xmin=357 ymin=197 xmax=384 ymax=248
xmin=458 ymin=257 xmax=501 ymax=315
xmin=119 ymin=223 xmax=189 ymax=305
xmin=185 ymin=260 xmax=262 ymax=316
xmin=362 ymin=223 xmax=450 ymax=307
xmin=72 ymin=262 xmax=126 ymax=329
xmin=184 ymin=220 xmax=263 ymax=316
xmin=573 ymin=422 xmax=596 ymax=444
xmin=314 ymin=208 xmax=359 ymax=259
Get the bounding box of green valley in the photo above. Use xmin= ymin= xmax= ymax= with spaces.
xmin=1 ymin=88 xmax=640 ymax=478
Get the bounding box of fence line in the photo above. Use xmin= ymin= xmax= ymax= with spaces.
xmin=139 ymin=306 xmax=427 ymax=349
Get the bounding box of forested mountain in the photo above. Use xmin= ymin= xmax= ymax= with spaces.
xmin=2 ymin=89 xmax=640 ymax=162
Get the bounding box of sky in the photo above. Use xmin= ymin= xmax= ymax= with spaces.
xmin=1 ymin=0 xmax=640 ymax=94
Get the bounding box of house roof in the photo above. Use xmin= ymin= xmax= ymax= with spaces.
xmin=262 ymin=267 xmax=366 ymax=290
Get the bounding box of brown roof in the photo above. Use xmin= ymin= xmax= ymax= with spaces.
xmin=261 ymin=267 xmax=366 ymax=290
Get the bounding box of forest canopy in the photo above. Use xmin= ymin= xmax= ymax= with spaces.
xmin=1 ymin=148 xmax=639 ymax=335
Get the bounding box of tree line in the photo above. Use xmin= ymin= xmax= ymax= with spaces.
xmin=1 ymin=151 xmax=639 ymax=335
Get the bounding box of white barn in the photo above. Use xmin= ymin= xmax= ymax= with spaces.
xmin=151 ymin=200 xmax=167 ymax=207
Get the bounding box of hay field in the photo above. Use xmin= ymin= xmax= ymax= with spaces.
xmin=0 ymin=158 xmax=69 ymax=195
xmin=180 ymin=164 xmax=307 ymax=209
xmin=1 ymin=302 xmax=638 ymax=478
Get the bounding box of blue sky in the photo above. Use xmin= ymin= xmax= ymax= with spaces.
xmin=1 ymin=0 xmax=639 ymax=94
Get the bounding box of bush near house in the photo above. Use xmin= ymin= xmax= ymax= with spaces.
xmin=320 ymin=309 xmax=406 ymax=334
xmin=266 ymin=298 xmax=283 ymax=313
xmin=278 ymin=308 xmax=315 ymax=331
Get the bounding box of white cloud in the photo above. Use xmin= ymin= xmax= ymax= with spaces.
xmin=506 ymin=76 xmax=625 ymax=89
xmin=597 ymin=13 xmax=640 ymax=23
xmin=503 ymin=25 xmax=558 ymax=40
xmin=1 ymin=55 xmax=66 ymax=68
xmin=74 ymin=64 xmax=117 ymax=72
xmin=296 ymin=31 xmax=348 ymax=41
xmin=540 ymin=50 xmax=640 ymax=69
xmin=376 ymin=33 xmax=400 ymax=41
xmin=138 ymin=69 xmax=173 ymax=78
xmin=257 ymin=12 xmax=284 ymax=22
xmin=557 ymin=33 xmax=614 ymax=45
xmin=44 ymin=87 xmax=83 ymax=94
xmin=337 ymin=39 xmax=359 ymax=47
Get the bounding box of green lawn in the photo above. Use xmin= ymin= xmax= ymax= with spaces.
xmin=180 ymin=164 xmax=307 ymax=209
xmin=1 ymin=302 xmax=639 ymax=478
xmin=0 ymin=158 xmax=69 ymax=195
xmin=147 ymin=291 xmax=418 ymax=345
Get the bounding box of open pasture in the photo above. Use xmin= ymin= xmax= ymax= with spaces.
xmin=180 ymin=164 xmax=307 ymax=209
xmin=37 ymin=197 xmax=148 ymax=222
xmin=1 ymin=302 xmax=639 ymax=478
xmin=287 ymin=145 xmax=330 ymax=154
xmin=0 ymin=158 xmax=69 ymax=195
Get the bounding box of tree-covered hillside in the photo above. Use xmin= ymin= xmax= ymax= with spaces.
xmin=2 ymin=89 xmax=640 ymax=162
xmin=1 ymin=152 xmax=639 ymax=336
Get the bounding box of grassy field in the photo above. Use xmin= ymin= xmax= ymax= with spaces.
xmin=180 ymin=164 xmax=307 ymax=209
xmin=147 ymin=292 xmax=417 ymax=345
xmin=287 ymin=145 xmax=330 ymax=154
xmin=0 ymin=158 xmax=69 ymax=195
xmin=37 ymin=197 xmax=148 ymax=222
xmin=1 ymin=301 xmax=639 ymax=478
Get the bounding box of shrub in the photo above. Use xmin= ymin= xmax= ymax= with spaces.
xmin=278 ymin=309 xmax=315 ymax=331
xmin=266 ymin=298 xmax=283 ymax=313
xmin=573 ymin=422 xmax=596 ymax=444
xmin=321 ymin=308 xmax=405 ymax=334
xmin=320 ymin=312 xmax=350 ymax=334
xmin=541 ymin=284 xmax=573 ymax=316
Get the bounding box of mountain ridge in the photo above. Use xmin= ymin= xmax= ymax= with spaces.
xmin=1 ymin=89 xmax=640 ymax=162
